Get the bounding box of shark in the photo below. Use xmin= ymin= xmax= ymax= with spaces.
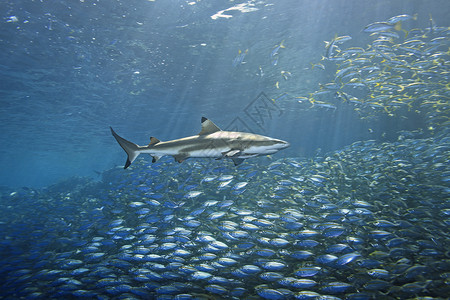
xmin=110 ymin=117 xmax=290 ymax=169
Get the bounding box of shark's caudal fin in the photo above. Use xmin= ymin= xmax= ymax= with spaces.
xmin=110 ymin=127 xmax=141 ymax=169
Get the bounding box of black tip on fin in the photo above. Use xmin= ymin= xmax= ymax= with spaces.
xmin=232 ymin=158 xmax=245 ymax=166
xmin=149 ymin=137 xmax=160 ymax=146
xmin=201 ymin=117 xmax=208 ymax=123
xmin=124 ymin=159 xmax=131 ymax=169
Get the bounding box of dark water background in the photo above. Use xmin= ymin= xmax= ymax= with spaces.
xmin=0 ymin=0 xmax=448 ymax=187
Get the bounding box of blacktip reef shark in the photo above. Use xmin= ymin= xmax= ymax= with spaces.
xmin=110 ymin=117 xmax=289 ymax=168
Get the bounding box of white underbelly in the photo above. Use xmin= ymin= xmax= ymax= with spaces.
xmin=188 ymin=148 xmax=227 ymax=158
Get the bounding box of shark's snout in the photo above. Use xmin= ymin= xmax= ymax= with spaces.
xmin=278 ymin=139 xmax=290 ymax=149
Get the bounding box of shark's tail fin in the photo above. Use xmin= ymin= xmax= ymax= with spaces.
xmin=110 ymin=127 xmax=141 ymax=169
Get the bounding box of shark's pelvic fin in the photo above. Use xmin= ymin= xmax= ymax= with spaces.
xmin=198 ymin=117 xmax=221 ymax=135
xmin=173 ymin=154 xmax=188 ymax=163
xmin=110 ymin=127 xmax=141 ymax=169
xmin=151 ymin=155 xmax=161 ymax=163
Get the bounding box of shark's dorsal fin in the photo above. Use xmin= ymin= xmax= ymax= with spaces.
xmin=198 ymin=117 xmax=221 ymax=135
xmin=149 ymin=137 xmax=160 ymax=146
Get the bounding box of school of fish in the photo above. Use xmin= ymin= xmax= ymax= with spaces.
xmin=0 ymin=13 xmax=449 ymax=300
xmin=1 ymin=126 xmax=449 ymax=299
xmin=303 ymin=14 xmax=449 ymax=131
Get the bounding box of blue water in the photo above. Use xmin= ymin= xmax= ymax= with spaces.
xmin=1 ymin=2 xmax=450 ymax=299
xmin=1 ymin=0 xmax=447 ymax=188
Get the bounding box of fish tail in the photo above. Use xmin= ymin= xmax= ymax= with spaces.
xmin=402 ymin=29 xmax=409 ymax=38
xmin=110 ymin=127 xmax=142 ymax=169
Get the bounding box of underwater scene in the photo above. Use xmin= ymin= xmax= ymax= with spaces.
xmin=1 ymin=0 xmax=449 ymax=299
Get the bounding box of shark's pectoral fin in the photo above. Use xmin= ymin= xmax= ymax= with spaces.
xmin=223 ymin=149 xmax=241 ymax=157
xmin=173 ymin=154 xmax=189 ymax=163
xmin=223 ymin=149 xmax=245 ymax=165
xmin=231 ymin=158 xmax=245 ymax=166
